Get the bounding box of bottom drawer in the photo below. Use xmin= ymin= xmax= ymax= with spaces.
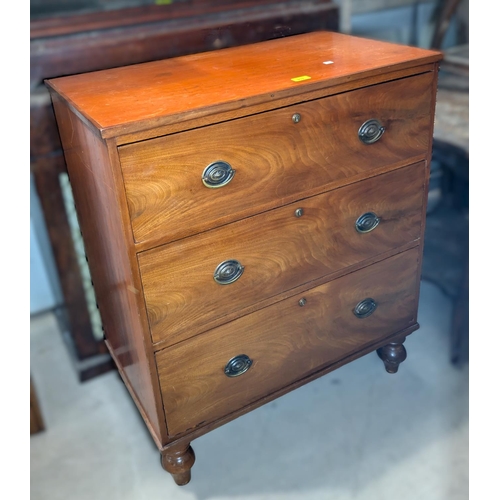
xmin=157 ymin=247 xmax=420 ymax=436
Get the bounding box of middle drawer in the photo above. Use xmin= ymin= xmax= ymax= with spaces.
xmin=139 ymin=163 xmax=425 ymax=347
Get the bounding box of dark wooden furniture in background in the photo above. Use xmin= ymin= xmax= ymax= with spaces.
xmin=47 ymin=32 xmax=441 ymax=484
xmin=422 ymin=54 xmax=468 ymax=366
xmin=30 ymin=0 xmax=340 ymax=381
xmin=30 ymin=378 xmax=45 ymax=435
xmin=422 ymin=0 xmax=468 ymax=366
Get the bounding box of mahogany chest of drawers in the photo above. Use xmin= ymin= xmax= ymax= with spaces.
xmin=46 ymin=32 xmax=442 ymax=485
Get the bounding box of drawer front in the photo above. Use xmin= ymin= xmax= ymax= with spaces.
xmin=120 ymin=72 xmax=434 ymax=245
xmin=139 ymin=163 xmax=425 ymax=346
xmin=156 ymin=247 xmax=420 ymax=436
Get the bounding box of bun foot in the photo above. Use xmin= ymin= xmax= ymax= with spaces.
xmin=171 ymin=470 xmax=191 ymax=486
xmin=161 ymin=442 xmax=195 ymax=486
xmin=377 ymin=340 xmax=407 ymax=373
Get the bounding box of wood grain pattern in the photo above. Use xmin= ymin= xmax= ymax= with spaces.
xmin=48 ymin=94 xmax=168 ymax=446
xmin=44 ymin=31 xmax=441 ymax=139
xmin=156 ymin=247 xmax=420 ymax=436
xmin=32 ymin=2 xmax=339 ymax=381
xmin=139 ymin=163 xmax=425 ymax=347
xmin=157 ymin=324 xmax=419 ymax=447
xmin=46 ymin=33 xmax=442 ymax=477
xmin=114 ymin=63 xmax=436 ymax=146
xmin=121 ymin=72 xmax=434 ymax=246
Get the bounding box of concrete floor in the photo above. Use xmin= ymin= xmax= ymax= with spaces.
xmin=30 ymin=280 xmax=468 ymax=500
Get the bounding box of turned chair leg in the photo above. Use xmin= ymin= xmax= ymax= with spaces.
xmin=377 ymin=339 xmax=407 ymax=374
xmin=161 ymin=442 xmax=195 ymax=486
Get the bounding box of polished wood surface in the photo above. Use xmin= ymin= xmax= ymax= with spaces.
xmin=49 ymin=94 xmax=167 ymax=446
xmin=118 ymin=64 xmax=437 ymax=146
xmin=45 ymin=31 xmax=441 ymax=139
xmin=47 ymin=32 xmax=441 ymax=484
xmin=155 ymin=325 xmax=419 ymax=461
xmin=161 ymin=442 xmax=196 ymax=486
xmin=140 ymin=164 xmax=425 ymax=347
xmin=156 ymin=247 xmax=420 ymax=436
xmin=377 ymin=340 xmax=408 ymax=373
xmin=33 ymin=1 xmax=339 ymax=380
xmin=120 ymin=72 xmax=434 ymax=246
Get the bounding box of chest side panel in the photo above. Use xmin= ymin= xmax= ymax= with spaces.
xmin=49 ymin=94 xmax=167 ymax=445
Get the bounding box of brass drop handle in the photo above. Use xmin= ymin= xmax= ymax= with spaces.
xmin=224 ymin=354 xmax=253 ymax=377
xmin=202 ymin=161 xmax=235 ymax=188
xmin=213 ymin=259 xmax=244 ymax=285
xmin=355 ymin=212 xmax=380 ymax=233
xmin=353 ymin=298 xmax=378 ymax=318
xmin=358 ymin=119 xmax=385 ymax=144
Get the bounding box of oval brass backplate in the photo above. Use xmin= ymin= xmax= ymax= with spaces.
xmin=213 ymin=259 xmax=244 ymax=285
xmin=353 ymin=298 xmax=378 ymax=318
xmin=355 ymin=212 xmax=380 ymax=233
xmin=224 ymin=355 xmax=253 ymax=377
xmin=202 ymin=161 xmax=235 ymax=188
xmin=358 ymin=119 xmax=385 ymax=144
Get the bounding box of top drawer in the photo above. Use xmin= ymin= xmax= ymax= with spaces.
xmin=119 ymin=72 xmax=434 ymax=246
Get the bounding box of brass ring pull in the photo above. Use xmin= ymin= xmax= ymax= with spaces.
xmin=202 ymin=161 xmax=235 ymax=188
xmin=353 ymin=298 xmax=378 ymax=318
xmin=224 ymin=355 xmax=253 ymax=377
xmin=358 ymin=119 xmax=385 ymax=144
xmin=355 ymin=212 xmax=380 ymax=233
xmin=213 ymin=259 xmax=244 ymax=285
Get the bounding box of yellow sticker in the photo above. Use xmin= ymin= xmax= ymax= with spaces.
xmin=291 ymin=75 xmax=311 ymax=82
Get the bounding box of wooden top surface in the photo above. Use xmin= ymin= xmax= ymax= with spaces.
xmin=46 ymin=31 xmax=441 ymax=139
